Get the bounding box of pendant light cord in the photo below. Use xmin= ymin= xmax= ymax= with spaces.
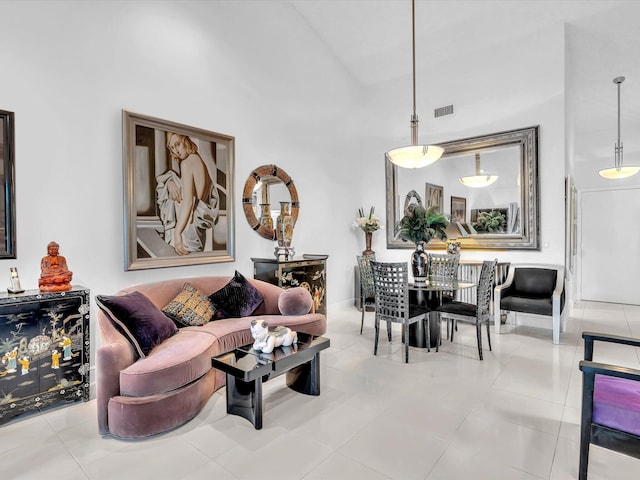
xmin=409 ymin=0 xmax=419 ymax=146
xmin=412 ymin=0 xmax=416 ymax=117
xmin=614 ymin=76 xmax=624 ymax=170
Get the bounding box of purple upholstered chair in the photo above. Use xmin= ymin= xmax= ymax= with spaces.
xmin=579 ymin=331 xmax=640 ymax=479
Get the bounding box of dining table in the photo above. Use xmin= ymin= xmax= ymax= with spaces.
xmin=407 ymin=279 xmax=476 ymax=349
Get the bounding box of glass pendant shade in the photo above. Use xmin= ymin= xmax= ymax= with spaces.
xmin=599 ymin=76 xmax=639 ymax=179
xmin=459 ymin=153 xmax=498 ymax=188
xmin=599 ymin=165 xmax=640 ymax=179
xmin=459 ymin=174 xmax=499 ymax=188
xmin=387 ymin=144 xmax=444 ymax=169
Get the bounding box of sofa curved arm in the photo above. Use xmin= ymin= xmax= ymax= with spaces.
xmin=96 ymin=315 xmax=137 ymax=435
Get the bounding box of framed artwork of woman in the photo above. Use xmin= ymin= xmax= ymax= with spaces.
xmin=122 ymin=111 xmax=235 ymax=270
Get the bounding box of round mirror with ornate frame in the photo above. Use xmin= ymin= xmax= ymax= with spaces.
xmin=242 ymin=164 xmax=299 ymax=240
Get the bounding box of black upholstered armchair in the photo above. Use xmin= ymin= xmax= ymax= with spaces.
xmin=493 ymin=264 xmax=565 ymax=344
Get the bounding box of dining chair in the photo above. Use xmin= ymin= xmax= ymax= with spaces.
xmin=578 ymin=331 xmax=640 ymax=480
xmin=427 ymin=253 xmax=460 ymax=287
xmin=370 ymin=261 xmax=429 ymax=363
xmin=434 ymin=259 xmax=498 ymax=360
xmin=428 ymin=252 xmax=460 ymax=339
xmin=357 ymin=254 xmax=376 ymax=335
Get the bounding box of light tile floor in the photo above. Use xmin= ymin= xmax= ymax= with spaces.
xmin=2 ymin=300 xmax=640 ymax=479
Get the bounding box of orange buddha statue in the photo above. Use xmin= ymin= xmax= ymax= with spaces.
xmin=39 ymin=241 xmax=73 ymax=292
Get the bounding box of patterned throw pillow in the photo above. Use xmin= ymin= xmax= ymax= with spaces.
xmin=208 ymin=271 xmax=264 ymax=319
xmin=96 ymin=291 xmax=178 ymax=358
xmin=162 ymin=282 xmax=215 ymax=327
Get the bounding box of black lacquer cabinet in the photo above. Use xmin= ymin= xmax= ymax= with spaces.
xmin=0 ymin=286 xmax=90 ymax=425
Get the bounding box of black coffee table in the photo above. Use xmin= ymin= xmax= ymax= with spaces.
xmin=211 ymin=333 xmax=330 ymax=429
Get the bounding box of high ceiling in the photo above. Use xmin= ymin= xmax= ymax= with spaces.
xmin=290 ymin=0 xmax=640 ymax=189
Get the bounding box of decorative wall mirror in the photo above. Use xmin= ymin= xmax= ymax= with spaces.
xmin=386 ymin=125 xmax=539 ymax=250
xmin=242 ymin=164 xmax=299 ymax=240
xmin=0 ymin=110 xmax=16 ymax=259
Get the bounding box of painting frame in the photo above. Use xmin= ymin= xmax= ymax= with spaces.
xmin=425 ymin=182 xmax=443 ymax=214
xmin=450 ymin=196 xmax=466 ymax=223
xmin=123 ymin=110 xmax=235 ymax=270
xmin=0 ymin=110 xmax=16 ymax=259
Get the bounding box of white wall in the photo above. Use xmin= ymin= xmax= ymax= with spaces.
xmin=0 ymin=0 xmax=363 ymax=338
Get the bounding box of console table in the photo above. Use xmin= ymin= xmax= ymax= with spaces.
xmin=251 ymin=255 xmax=328 ymax=315
xmin=0 ymin=286 xmax=90 ymax=425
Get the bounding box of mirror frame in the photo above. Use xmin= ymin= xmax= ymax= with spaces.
xmin=242 ymin=164 xmax=299 ymax=240
xmin=386 ymin=125 xmax=539 ymax=250
xmin=0 ymin=110 xmax=16 ymax=259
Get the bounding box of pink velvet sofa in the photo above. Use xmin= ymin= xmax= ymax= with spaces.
xmin=96 ymin=276 xmax=326 ymax=439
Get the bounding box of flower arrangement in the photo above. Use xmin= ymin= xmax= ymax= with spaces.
xmin=396 ymin=204 xmax=449 ymax=244
xmin=354 ymin=207 xmax=382 ymax=233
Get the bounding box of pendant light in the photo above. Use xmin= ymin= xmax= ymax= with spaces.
xmin=385 ymin=0 xmax=443 ymax=169
xmin=599 ymin=76 xmax=640 ymax=179
xmin=459 ymin=153 xmax=498 ymax=188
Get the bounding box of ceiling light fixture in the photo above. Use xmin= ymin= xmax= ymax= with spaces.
xmin=459 ymin=153 xmax=498 ymax=188
xmin=385 ymin=0 xmax=443 ymax=169
xmin=599 ymin=76 xmax=640 ymax=179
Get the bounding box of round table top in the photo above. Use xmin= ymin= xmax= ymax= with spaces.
xmin=408 ymin=280 xmax=475 ymax=291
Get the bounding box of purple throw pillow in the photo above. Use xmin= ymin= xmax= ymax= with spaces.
xmin=208 ymin=271 xmax=264 ymax=319
xmin=96 ymin=291 xmax=178 ymax=358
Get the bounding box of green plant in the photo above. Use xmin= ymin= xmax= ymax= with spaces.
xmin=396 ymin=204 xmax=449 ymax=244
xmin=472 ymin=210 xmax=507 ymax=233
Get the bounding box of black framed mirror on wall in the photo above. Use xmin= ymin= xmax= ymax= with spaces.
xmin=0 ymin=110 xmax=16 ymax=259
xmin=386 ymin=125 xmax=540 ymax=251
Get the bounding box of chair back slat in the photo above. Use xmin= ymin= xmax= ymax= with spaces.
xmin=357 ymin=254 xmax=376 ymax=299
xmin=476 ymin=259 xmax=498 ymax=319
xmin=428 ymin=252 xmax=460 ymax=287
xmin=370 ymin=261 xmax=409 ymax=324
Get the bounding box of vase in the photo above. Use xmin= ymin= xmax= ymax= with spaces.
xmin=259 ymin=203 xmax=273 ymax=230
xmin=274 ymin=201 xmax=295 ymax=259
xmin=446 ymin=239 xmax=461 ymax=255
xmin=411 ymin=241 xmax=429 ymax=284
xmin=363 ymin=231 xmax=374 ymax=255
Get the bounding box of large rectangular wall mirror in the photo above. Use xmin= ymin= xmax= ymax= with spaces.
xmin=386 ymin=125 xmax=539 ymax=250
xmin=0 ymin=110 xmax=16 ymax=258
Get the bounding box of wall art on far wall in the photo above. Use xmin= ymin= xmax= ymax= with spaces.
xmin=425 ymin=182 xmax=443 ymax=214
xmin=0 ymin=110 xmax=16 ymax=259
xmin=122 ymin=110 xmax=235 ymax=270
xmin=450 ymin=196 xmax=466 ymax=223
